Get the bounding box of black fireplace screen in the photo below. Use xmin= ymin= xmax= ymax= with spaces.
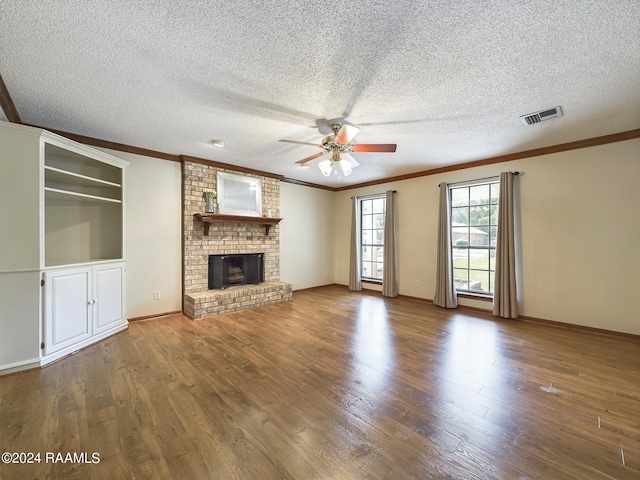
xmin=208 ymin=253 xmax=264 ymax=289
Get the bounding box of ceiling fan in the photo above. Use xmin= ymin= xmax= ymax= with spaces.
xmin=279 ymin=122 xmax=397 ymax=177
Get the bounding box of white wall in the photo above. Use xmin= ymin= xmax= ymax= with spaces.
xmin=334 ymin=139 xmax=640 ymax=335
xmin=99 ymin=138 xmax=639 ymax=335
xmin=280 ymin=182 xmax=335 ymax=290
xmin=516 ymin=140 xmax=639 ymax=334
xmin=0 ymin=272 xmax=41 ymax=371
xmin=99 ymin=148 xmax=183 ymax=319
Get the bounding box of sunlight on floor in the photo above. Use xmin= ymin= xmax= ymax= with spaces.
xmin=443 ymin=315 xmax=500 ymax=368
xmin=351 ymin=296 xmax=395 ymax=392
xmin=437 ymin=315 xmax=508 ymax=416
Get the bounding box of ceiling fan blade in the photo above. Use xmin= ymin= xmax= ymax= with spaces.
xmin=334 ymin=124 xmax=360 ymax=144
xmin=351 ymin=143 xmax=397 ymax=153
xmin=295 ymin=152 xmax=326 ymax=165
xmin=280 ymin=139 xmax=322 ymax=148
xmin=342 ymin=152 xmax=359 ymax=167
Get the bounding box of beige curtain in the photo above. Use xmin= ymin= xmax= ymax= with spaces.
xmin=382 ymin=190 xmax=398 ymax=297
xmin=348 ymin=196 xmax=362 ymax=291
xmin=434 ymin=183 xmax=458 ymax=308
xmin=493 ymin=172 xmax=519 ymax=318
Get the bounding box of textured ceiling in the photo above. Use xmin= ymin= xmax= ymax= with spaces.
xmin=1 ymin=0 xmax=638 ymax=187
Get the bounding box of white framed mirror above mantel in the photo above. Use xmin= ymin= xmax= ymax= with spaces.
xmin=217 ymin=171 xmax=263 ymax=217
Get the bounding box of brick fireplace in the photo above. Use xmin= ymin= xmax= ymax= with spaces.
xmin=181 ymin=158 xmax=292 ymax=319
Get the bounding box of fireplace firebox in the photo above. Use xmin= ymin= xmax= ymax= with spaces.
xmin=208 ymin=253 xmax=264 ymax=290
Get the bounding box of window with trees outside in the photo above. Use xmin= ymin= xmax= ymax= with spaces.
xmin=361 ymin=196 xmax=386 ymax=280
xmin=450 ymin=181 xmax=499 ymax=295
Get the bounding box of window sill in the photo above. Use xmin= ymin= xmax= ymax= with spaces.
xmin=362 ymin=278 xmax=382 ymax=285
xmin=457 ymin=292 xmax=493 ymax=302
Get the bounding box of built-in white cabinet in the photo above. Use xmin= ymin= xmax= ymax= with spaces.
xmin=0 ymin=122 xmax=129 ymax=374
xmin=44 ymin=267 xmax=92 ymax=356
xmin=43 ymin=262 xmax=125 ymax=357
xmin=92 ymin=263 xmax=126 ymax=335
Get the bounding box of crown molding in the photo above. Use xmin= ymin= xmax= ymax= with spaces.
xmin=180 ymin=155 xmax=284 ymax=181
xmin=333 ymin=128 xmax=640 ymax=191
xmin=12 ymin=123 xmax=640 ymax=193
xmin=281 ymin=177 xmax=336 ymax=191
xmin=0 ymin=73 xmax=21 ymax=123
xmin=22 ymin=123 xmax=181 ymax=162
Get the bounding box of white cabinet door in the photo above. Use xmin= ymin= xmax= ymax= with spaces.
xmin=93 ymin=264 xmax=125 ymax=334
xmin=43 ymin=268 xmax=91 ymax=356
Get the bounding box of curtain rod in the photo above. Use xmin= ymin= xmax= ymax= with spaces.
xmin=438 ymin=172 xmax=519 ymax=188
xmin=351 ymin=190 xmax=396 ymax=200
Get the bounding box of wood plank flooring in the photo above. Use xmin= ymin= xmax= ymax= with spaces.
xmin=1 ymin=285 xmax=639 ymax=479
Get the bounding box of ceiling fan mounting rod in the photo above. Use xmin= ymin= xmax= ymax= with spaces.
xmin=329 ymin=123 xmax=343 ymax=134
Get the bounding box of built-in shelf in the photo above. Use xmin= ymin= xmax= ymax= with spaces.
xmin=44 ymin=256 xmax=125 ymax=268
xmin=44 ymin=165 xmax=121 ymax=188
xmin=194 ymin=213 xmax=282 ymax=236
xmin=45 ymin=187 xmax=122 ymax=204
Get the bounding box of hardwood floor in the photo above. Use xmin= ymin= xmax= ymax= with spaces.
xmin=1 ymin=285 xmax=638 ymax=479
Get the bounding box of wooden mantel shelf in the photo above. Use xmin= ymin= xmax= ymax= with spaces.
xmin=194 ymin=213 xmax=282 ymax=236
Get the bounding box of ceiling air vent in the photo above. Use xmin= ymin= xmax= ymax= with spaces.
xmin=520 ymin=106 xmax=563 ymax=125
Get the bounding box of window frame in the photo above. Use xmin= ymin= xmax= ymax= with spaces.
xmin=359 ymin=194 xmax=386 ymax=282
xmin=449 ymin=179 xmax=500 ymax=297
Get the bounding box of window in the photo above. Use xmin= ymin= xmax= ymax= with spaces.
xmin=360 ymin=196 xmax=386 ymax=280
xmin=450 ymin=181 xmax=499 ymax=295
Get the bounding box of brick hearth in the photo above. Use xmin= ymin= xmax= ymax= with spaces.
xmin=184 ymin=282 xmax=292 ymax=319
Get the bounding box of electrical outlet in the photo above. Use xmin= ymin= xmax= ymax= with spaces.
xmin=153 ymin=291 xmax=160 ymax=300
xmin=415 ymin=280 xmax=420 ymax=288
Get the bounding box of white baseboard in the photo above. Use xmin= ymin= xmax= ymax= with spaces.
xmin=0 ymin=358 xmax=41 ymax=376
xmin=40 ymin=322 xmax=129 ymax=367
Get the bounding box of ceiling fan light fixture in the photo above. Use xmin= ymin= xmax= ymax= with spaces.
xmin=318 ymin=159 xmax=332 ymax=176
xmin=339 ymin=159 xmax=352 ymax=176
